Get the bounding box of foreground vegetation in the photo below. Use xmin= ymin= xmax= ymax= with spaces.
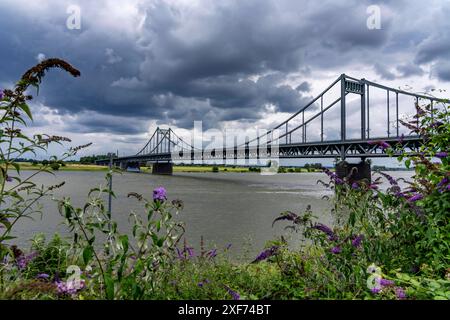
xmin=0 ymin=59 xmax=449 ymax=300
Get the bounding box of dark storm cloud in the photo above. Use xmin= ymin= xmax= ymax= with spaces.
xmin=0 ymin=0 xmax=448 ymax=138
xmin=396 ymin=63 xmax=424 ymax=78
xmin=374 ymin=63 xmax=396 ymax=80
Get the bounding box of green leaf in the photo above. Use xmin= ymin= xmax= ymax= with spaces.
xmin=82 ymin=245 xmax=94 ymax=265
xmin=18 ymin=103 xmax=33 ymax=120
xmin=105 ymin=274 xmax=115 ymax=300
xmin=405 ymin=159 xmax=411 ymax=169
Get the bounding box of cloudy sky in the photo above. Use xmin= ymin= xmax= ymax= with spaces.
xmin=0 ymin=0 xmax=449 ymax=161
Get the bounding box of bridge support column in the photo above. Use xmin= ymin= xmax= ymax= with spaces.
xmin=152 ymin=162 xmax=173 ymax=175
xmin=335 ymin=159 xmax=371 ymax=184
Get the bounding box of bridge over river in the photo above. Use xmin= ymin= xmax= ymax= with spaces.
xmin=97 ymin=74 xmax=443 ymax=181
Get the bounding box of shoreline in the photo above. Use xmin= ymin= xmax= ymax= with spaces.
xmin=13 ymin=162 xmax=413 ymax=173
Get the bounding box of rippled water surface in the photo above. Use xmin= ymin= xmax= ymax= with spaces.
xmin=10 ymin=170 xmax=412 ymax=256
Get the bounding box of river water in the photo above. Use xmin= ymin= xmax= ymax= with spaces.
xmin=9 ymin=170 xmax=412 ymax=257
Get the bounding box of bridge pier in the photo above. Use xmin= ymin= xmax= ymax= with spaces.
xmin=152 ymin=162 xmax=173 ymax=175
xmin=335 ymin=159 xmax=371 ymax=184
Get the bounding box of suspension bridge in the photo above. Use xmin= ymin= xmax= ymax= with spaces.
xmin=96 ymin=74 xmax=441 ymax=179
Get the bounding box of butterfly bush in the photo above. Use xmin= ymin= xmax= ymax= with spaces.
xmin=56 ymin=183 xmax=186 ymax=299
xmin=268 ymin=99 xmax=449 ymax=299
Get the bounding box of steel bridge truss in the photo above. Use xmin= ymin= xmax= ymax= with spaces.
xmin=97 ymin=74 xmax=445 ymax=166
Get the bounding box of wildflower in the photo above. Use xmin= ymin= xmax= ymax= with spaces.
xmin=153 ymin=186 xmax=167 ymax=202
xmin=176 ymin=247 xmax=184 ymax=260
xmin=407 ymin=193 xmax=423 ymax=202
xmin=56 ymin=279 xmax=85 ymax=295
xmin=16 ymin=251 xmax=38 ymax=270
xmin=351 ymin=182 xmax=359 ymax=189
xmin=36 ymin=273 xmax=50 ymax=280
xmin=334 ymin=177 xmax=344 ymax=185
xmin=186 ymin=246 xmax=195 ymax=258
xmin=330 ymin=246 xmax=341 ymax=254
xmin=435 ymin=151 xmax=448 ymax=159
xmin=312 ymin=223 xmax=338 ymax=241
xmin=437 ymin=177 xmax=448 ymax=188
xmin=6 ymin=175 xmax=12 ymax=182
xmin=430 ymin=121 xmax=443 ymax=129
xmin=395 ymin=287 xmax=407 ymax=299
xmin=0 ymin=90 xmax=3 ymax=99
xmin=368 ymin=140 xmax=391 ymax=150
xmin=371 ymin=287 xmax=381 ymax=294
xmin=369 ymin=184 xmax=379 ymax=190
xmin=351 ymin=234 xmax=364 ymax=248
xmin=252 ymin=246 xmax=279 ymax=263
xmin=198 ymin=279 xmax=210 ymax=287
xmin=206 ymin=249 xmax=217 ymax=258
xmin=224 ymin=285 xmax=240 ymax=300
xmin=378 ymin=278 xmax=394 ymax=287
xmin=377 ymin=171 xmax=398 ymax=186
xmin=225 ymin=243 xmax=232 ymax=250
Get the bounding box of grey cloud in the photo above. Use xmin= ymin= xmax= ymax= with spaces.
xmin=296 ymin=82 xmax=311 ymax=92
xmin=396 ymin=63 xmax=424 ymax=77
xmin=0 ymin=0 xmax=448 ymax=141
xmin=374 ymin=63 xmax=396 ymax=80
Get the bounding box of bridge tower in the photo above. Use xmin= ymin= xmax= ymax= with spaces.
xmin=336 ymin=74 xmax=371 ymax=183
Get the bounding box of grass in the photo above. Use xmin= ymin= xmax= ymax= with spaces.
xmin=17 ymin=162 xmax=321 ymax=173
xmin=17 ymin=162 xmax=108 ymax=171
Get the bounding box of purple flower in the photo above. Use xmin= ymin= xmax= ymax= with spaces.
xmin=36 ymin=273 xmax=50 ymax=280
xmin=176 ymin=247 xmax=184 ymax=260
xmin=407 ymin=193 xmax=423 ymax=202
xmin=206 ymin=249 xmax=217 ymax=258
xmin=0 ymin=90 xmax=3 ymax=100
xmin=330 ymin=246 xmax=341 ymax=254
xmin=351 ymin=234 xmax=364 ymax=248
xmin=334 ymin=177 xmax=344 ymax=185
xmin=436 ymin=151 xmax=448 ymax=159
xmin=437 ymin=177 xmax=448 ymax=188
xmin=252 ymin=246 xmax=279 ymax=263
xmin=16 ymin=251 xmax=38 ymax=270
xmin=378 ymin=172 xmax=398 ymax=186
xmin=225 ymin=243 xmax=232 ymax=250
xmin=56 ymin=279 xmax=85 ymax=295
xmin=395 ymin=287 xmax=407 ymax=299
xmin=371 ymin=287 xmax=381 ymax=294
xmin=379 ymin=278 xmax=394 ymax=287
xmin=186 ymin=246 xmax=195 ymax=258
xmin=153 ymin=186 xmax=167 ymax=202
xmin=431 ymin=121 xmax=443 ymax=128
xmin=351 ymin=182 xmax=359 ymax=189
xmin=6 ymin=175 xmax=12 ymax=182
xmin=369 ymin=184 xmax=379 ymax=190
xmin=224 ymin=285 xmax=240 ymax=300
xmin=198 ymin=279 xmax=210 ymax=287
xmin=369 ymin=140 xmax=391 ymax=150
xmin=312 ymin=223 xmax=338 ymax=241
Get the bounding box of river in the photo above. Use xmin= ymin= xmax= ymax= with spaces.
xmin=9 ymin=170 xmax=413 ymax=258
